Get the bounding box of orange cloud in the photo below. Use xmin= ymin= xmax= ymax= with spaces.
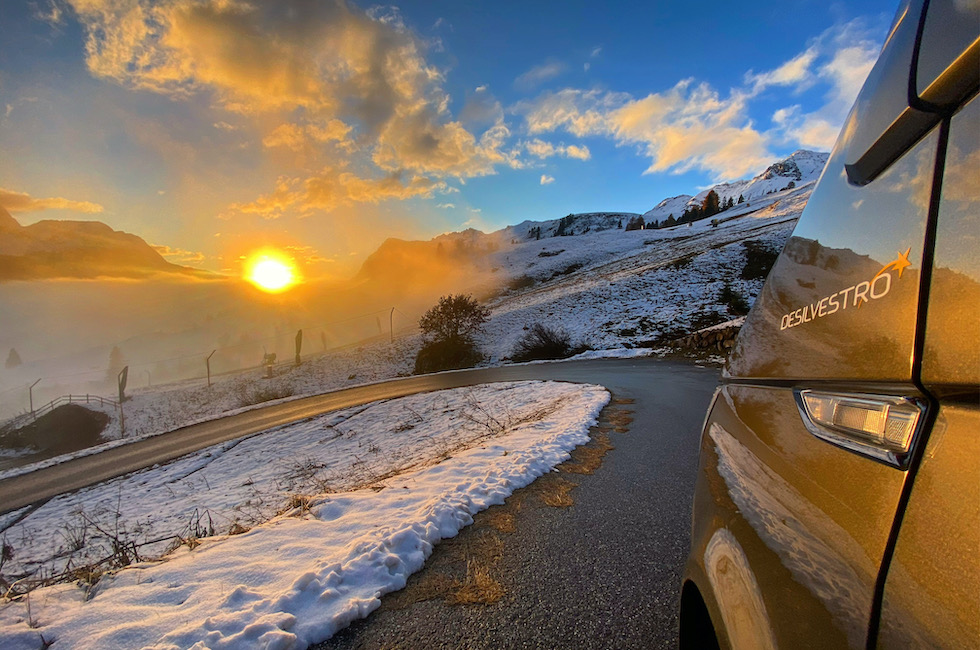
xmin=67 ymin=0 xmax=513 ymax=187
xmin=152 ymin=244 xmax=206 ymax=263
xmin=0 ymin=187 xmax=104 ymax=214
xmin=222 ymin=168 xmax=449 ymax=219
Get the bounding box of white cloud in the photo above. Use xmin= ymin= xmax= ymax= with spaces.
xmin=565 ymin=144 xmax=590 ymax=161
xmin=515 ymin=60 xmax=566 ymax=89
xmin=520 ymin=82 xmax=770 ymax=180
xmin=517 ymin=17 xmax=885 ymax=180
xmin=435 ymin=203 xmax=455 ymax=209
xmin=540 ymin=174 xmax=555 ymax=185
xmin=525 ymin=138 xmax=591 ymax=161
xmin=33 ymin=0 xmax=65 ymax=26
xmin=767 ymin=19 xmax=882 ymax=150
xmin=747 ymin=48 xmax=818 ymax=93
xmin=262 ymin=120 xmax=353 ymax=152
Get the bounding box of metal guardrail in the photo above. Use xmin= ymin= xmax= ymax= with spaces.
xmin=1 ymin=394 xmax=119 ymax=431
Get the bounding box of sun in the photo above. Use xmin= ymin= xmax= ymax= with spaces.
xmin=244 ymin=252 xmax=297 ymax=293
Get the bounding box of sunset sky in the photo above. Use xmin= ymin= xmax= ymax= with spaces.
xmin=0 ymin=0 xmax=897 ymax=278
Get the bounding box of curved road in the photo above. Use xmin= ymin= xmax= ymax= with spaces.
xmin=0 ymin=357 xmax=720 ymax=648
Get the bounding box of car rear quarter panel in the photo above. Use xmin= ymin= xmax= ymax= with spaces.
xmin=692 ymin=385 xmax=911 ymax=647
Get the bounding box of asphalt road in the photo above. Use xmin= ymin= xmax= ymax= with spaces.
xmin=0 ymin=356 xmax=720 ymax=648
xmin=317 ymin=357 xmax=720 ymax=649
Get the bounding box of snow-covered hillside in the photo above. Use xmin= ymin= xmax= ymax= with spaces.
xmin=642 ymin=195 xmax=694 ymax=223
xmin=504 ymin=212 xmax=640 ymax=240
xmin=479 ymin=182 xmax=814 ymax=360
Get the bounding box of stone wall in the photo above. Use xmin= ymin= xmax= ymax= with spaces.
xmin=672 ymin=324 xmax=741 ymax=352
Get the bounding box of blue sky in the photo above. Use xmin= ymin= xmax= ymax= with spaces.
xmin=0 ymin=0 xmax=897 ymax=277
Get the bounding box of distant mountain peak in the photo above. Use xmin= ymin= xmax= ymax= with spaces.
xmin=0 ymin=205 xmax=21 ymax=231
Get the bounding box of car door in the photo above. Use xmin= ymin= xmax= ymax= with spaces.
xmin=876 ymin=8 xmax=980 ymax=642
xmin=691 ymin=1 xmax=957 ymax=646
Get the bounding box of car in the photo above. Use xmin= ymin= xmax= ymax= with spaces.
xmin=679 ymin=0 xmax=979 ymax=647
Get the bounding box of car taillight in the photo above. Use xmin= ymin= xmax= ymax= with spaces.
xmin=794 ymin=390 xmax=927 ymax=467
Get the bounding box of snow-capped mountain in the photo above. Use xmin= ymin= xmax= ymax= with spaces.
xmin=643 ymin=149 xmax=828 ymax=221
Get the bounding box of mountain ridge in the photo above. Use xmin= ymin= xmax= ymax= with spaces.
xmin=0 ymin=206 xmax=215 ymax=282
xmin=642 ymin=149 xmax=828 ymax=222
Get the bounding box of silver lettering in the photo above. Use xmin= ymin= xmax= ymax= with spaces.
xmin=854 ymin=281 xmax=870 ymax=306
xmin=827 ymin=293 xmax=840 ymax=315
xmin=870 ymin=272 xmax=891 ymax=299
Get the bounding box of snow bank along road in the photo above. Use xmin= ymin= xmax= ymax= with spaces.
xmin=0 ymin=358 xmax=712 ymax=516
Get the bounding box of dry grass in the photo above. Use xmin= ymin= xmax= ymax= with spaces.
xmin=448 ymin=559 xmax=505 ymax=605
xmin=283 ymin=494 xmax=314 ymax=515
xmin=606 ymin=409 xmax=634 ymax=433
xmin=560 ymin=431 xmax=614 ymax=475
xmin=383 ymin=530 xmax=505 ymax=610
xmin=458 ymin=529 xmax=504 ymax=560
xmin=383 ymin=570 xmax=456 ymax=610
xmin=478 ymin=508 xmax=517 ymax=534
xmin=537 ymin=475 xmax=576 ymax=507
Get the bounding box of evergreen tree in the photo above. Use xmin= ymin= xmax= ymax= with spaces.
xmin=664 ymin=214 xmax=676 ymax=227
xmin=702 ymin=190 xmax=721 ymax=217
xmin=624 ymin=216 xmax=646 ymax=231
xmin=555 ymin=215 xmax=575 ymax=236
xmin=5 ymin=348 xmax=21 ymax=368
xmin=737 ymin=194 xmax=744 ymax=204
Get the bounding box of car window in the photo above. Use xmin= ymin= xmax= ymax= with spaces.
xmin=916 ymin=0 xmax=980 ymax=103
xmin=921 ymin=92 xmax=980 ymax=387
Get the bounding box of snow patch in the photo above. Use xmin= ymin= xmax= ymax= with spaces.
xmin=0 ymin=381 xmax=609 ymax=649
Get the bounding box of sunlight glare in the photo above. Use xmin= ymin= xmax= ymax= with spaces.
xmin=245 ymin=253 xmax=297 ymax=293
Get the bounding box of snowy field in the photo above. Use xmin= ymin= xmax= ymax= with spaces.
xmin=0 ymin=381 xmax=609 ymax=649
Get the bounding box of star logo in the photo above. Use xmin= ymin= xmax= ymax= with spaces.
xmin=874 ymin=247 xmax=912 ymax=281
